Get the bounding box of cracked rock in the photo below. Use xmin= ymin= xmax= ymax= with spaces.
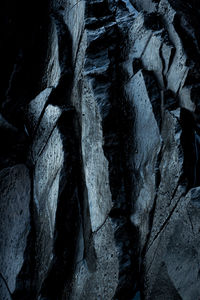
xmin=0 ymin=0 xmax=200 ymax=299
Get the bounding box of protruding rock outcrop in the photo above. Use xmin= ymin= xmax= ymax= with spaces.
xmin=0 ymin=1 xmax=200 ymax=299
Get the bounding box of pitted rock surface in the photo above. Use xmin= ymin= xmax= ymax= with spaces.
xmin=0 ymin=1 xmax=200 ymax=299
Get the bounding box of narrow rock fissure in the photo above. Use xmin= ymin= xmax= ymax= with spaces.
xmin=146 ymin=191 xmax=185 ymax=253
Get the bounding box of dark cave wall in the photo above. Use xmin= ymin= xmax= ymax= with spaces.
xmin=0 ymin=1 xmax=200 ymax=300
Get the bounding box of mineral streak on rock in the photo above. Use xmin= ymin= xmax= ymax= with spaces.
xmin=0 ymin=0 xmax=200 ymax=299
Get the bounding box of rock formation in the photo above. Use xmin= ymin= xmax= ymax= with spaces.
xmin=0 ymin=0 xmax=200 ymax=299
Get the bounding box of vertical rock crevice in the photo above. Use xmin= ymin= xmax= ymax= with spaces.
xmin=1 ymin=1 xmax=200 ymax=300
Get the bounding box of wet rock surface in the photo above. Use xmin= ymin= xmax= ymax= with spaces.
xmin=0 ymin=0 xmax=200 ymax=299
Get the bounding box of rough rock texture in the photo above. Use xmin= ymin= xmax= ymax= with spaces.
xmin=0 ymin=0 xmax=200 ymax=299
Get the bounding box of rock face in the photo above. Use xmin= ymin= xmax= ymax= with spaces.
xmin=0 ymin=0 xmax=200 ymax=299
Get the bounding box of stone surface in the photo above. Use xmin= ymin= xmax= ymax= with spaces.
xmin=0 ymin=276 xmax=12 ymax=300
xmin=71 ymin=218 xmax=119 ymax=300
xmin=81 ymin=79 xmax=112 ymax=232
xmin=0 ymin=0 xmax=200 ymax=299
xmin=0 ymin=165 xmax=31 ymax=293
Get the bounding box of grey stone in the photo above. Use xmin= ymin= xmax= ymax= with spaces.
xmin=143 ymin=187 xmax=200 ymax=300
xmin=0 ymin=165 xmax=31 ymax=293
xmin=1 ymin=0 xmax=200 ymax=299
xmin=0 ymin=276 xmax=12 ymax=300
xmin=71 ymin=218 xmax=118 ymax=300
xmin=81 ymin=79 xmax=112 ymax=233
